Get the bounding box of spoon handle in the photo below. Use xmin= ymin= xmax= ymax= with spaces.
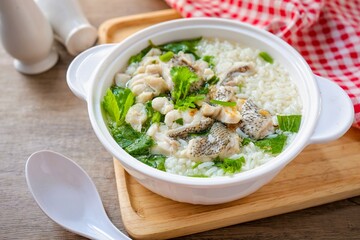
xmin=88 ymin=220 xmax=132 ymax=240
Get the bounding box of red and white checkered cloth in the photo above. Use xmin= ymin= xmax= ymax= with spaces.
xmin=165 ymin=0 xmax=360 ymax=128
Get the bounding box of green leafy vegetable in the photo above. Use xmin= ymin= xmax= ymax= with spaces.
xmin=207 ymin=75 xmax=220 ymax=85
xmin=192 ymin=161 xmax=202 ymax=169
xmin=124 ymin=134 xmax=154 ymax=156
xmin=175 ymin=94 xmax=205 ymax=111
xmin=171 ymin=66 xmax=199 ymax=101
xmin=151 ymin=111 xmax=163 ymax=123
xmin=113 ymin=87 xmax=135 ymax=125
xmin=128 ymin=45 xmax=152 ymax=64
xmin=259 ymin=51 xmax=274 ymax=64
xmin=109 ymin=123 xmax=161 ymax=170
xmin=143 ymin=101 xmax=165 ymax=131
xmin=103 ymin=86 xmax=135 ymax=125
xmin=137 ymin=154 xmax=166 ymax=171
xmin=159 ymin=51 xmax=174 ymax=62
xmin=109 ymin=124 xmax=141 ymax=148
xmin=254 ymin=134 xmax=288 ymax=154
xmin=214 ymin=156 xmax=246 ymax=174
xmin=170 ymin=66 xmax=204 ymax=110
xmin=277 ymin=115 xmax=302 ymax=133
xmin=210 ymin=99 xmax=236 ymax=107
xmin=175 ymin=118 xmax=184 ymax=125
xmin=197 ymin=84 xmax=210 ymax=94
xmin=103 ymin=89 xmax=120 ymax=122
xmin=158 ymin=37 xmax=202 ymax=59
xmin=202 ymin=55 xmax=215 ymax=68
xmin=241 ymin=138 xmax=252 ymax=146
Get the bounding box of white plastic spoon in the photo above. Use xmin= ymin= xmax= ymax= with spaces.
xmin=25 ymin=150 xmax=131 ymax=240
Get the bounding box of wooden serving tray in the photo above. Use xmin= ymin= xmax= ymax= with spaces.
xmin=99 ymin=9 xmax=360 ymax=240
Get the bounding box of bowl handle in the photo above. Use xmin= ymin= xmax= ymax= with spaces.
xmin=66 ymin=44 xmax=116 ymax=101
xmin=309 ymin=75 xmax=354 ymax=144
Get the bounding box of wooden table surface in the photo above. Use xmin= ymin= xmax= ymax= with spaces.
xmin=1 ymin=0 xmax=359 ymax=239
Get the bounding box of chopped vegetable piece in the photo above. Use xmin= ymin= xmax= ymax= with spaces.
xmin=113 ymin=86 xmax=135 ymax=125
xmin=241 ymin=138 xmax=252 ymax=146
xmin=207 ymin=75 xmax=220 ymax=85
xmin=143 ymin=101 xmax=164 ymax=131
xmin=109 ymin=124 xmax=141 ymax=148
xmin=175 ymin=94 xmax=205 ymax=111
xmin=202 ymin=55 xmax=215 ymax=68
xmin=170 ymin=66 xmax=203 ymax=111
xmin=277 ymin=115 xmax=302 ymax=133
xmin=171 ymin=66 xmax=199 ymax=101
xmin=128 ymin=45 xmax=152 ymax=64
xmin=124 ymin=134 xmax=154 ymax=156
xmin=197 ymin=84 xmax=210 ymax=94
xmin=158 ymin=37 xmax=202 ymax=59
xmin=137 ymin=154 xmax=166 ymax=171
xmin=103 ymin=87 xmax=135 ymax=125
xmin=259 ymin=51 xmax=274 ymax=64
xmin=210 ymin=99 xmax=236 ymax=107
xmin=254 ymin=134 xmax=287 ymax=154
xmin=214 ymin=156 xmax=246 ymax=174
xmin=192 ymin=161 xmax=202 ymax=169
xmin=175 ymin=118 xmax=184 ymax=125
xmin=151 ymin=111 xmax=163 ymax=123
xmin=103 ymin=89 xmax=120 ymax=122
xmin=159 ymin=51 xmax=174 ymax=62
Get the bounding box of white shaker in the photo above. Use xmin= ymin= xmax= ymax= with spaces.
xmin=0 ymin=0 xmax=58 ymax=74
xmin=35 ymin=0 xmax=97 ymax=56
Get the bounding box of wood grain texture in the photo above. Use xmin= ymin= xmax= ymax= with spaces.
xmin=113 ymin=129 xmax=360 ymax=239
xmin=0 ymin=0 xmax=359 ymax=239
xmin=98 ymin=9 xmax=181 ymax=44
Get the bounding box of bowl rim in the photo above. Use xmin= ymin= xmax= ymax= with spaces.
xmin=87 ymin=18 xmax=319 ymax=187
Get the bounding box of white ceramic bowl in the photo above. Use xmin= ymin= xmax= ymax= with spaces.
xmin=67 ymin=18 xmax=354 ymax=205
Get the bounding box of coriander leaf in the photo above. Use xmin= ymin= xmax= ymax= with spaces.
xmin=125 ymin=134 xmax=154 ymax=156
xmin=214 ymin=156 xmax=246 ymax=174
xmin=277 ymin=115 xmax=302 ymax=133
xmin=137 ymin=154 xmax=166 ymax=171
xmin=202 ymin=55 xmax=215 ymax=68
xmin=109 ymin=123 xmax=141 ymax=148
xmin=210 ymin=99 xmax=236 ymax=107
xmin=159 ymin=51 xmax=174 ymax=62
xmin=174 ymin=94 xmax=205 ymax=111
xmin=259 ymin=51 xmax=274 ymax=64
xmin=207 ymin=75 xmax=220 ymax=85
xmin=128 ymin=45 xmax=152 ymax=64
xmin=198 ymin=85 xmax=209 ymax=95
xmin=242 ymin=138 xmax=252 ymax=146
xmin=170 ymin=66 xmax=200 ymax=103
xmin=158 ymin=37 xmax=202 ymax=59
xmin=175 ymin=118 xmax=184 ymax=125
xmin=254 ymin=134 xmax=287 ymax=154
xmin=143 ymin=101 xmax=165 ymax=131
xmin=102 ymin=89 xmax=120 ymax=122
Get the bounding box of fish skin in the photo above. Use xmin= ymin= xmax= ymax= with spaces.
xmin=167 ymin=117 xmax=214 ymax=138
xmin=239 ymin=99 xmax=274 ymax=140
xmin=187 ymin=122 xmax=234 ymax=159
